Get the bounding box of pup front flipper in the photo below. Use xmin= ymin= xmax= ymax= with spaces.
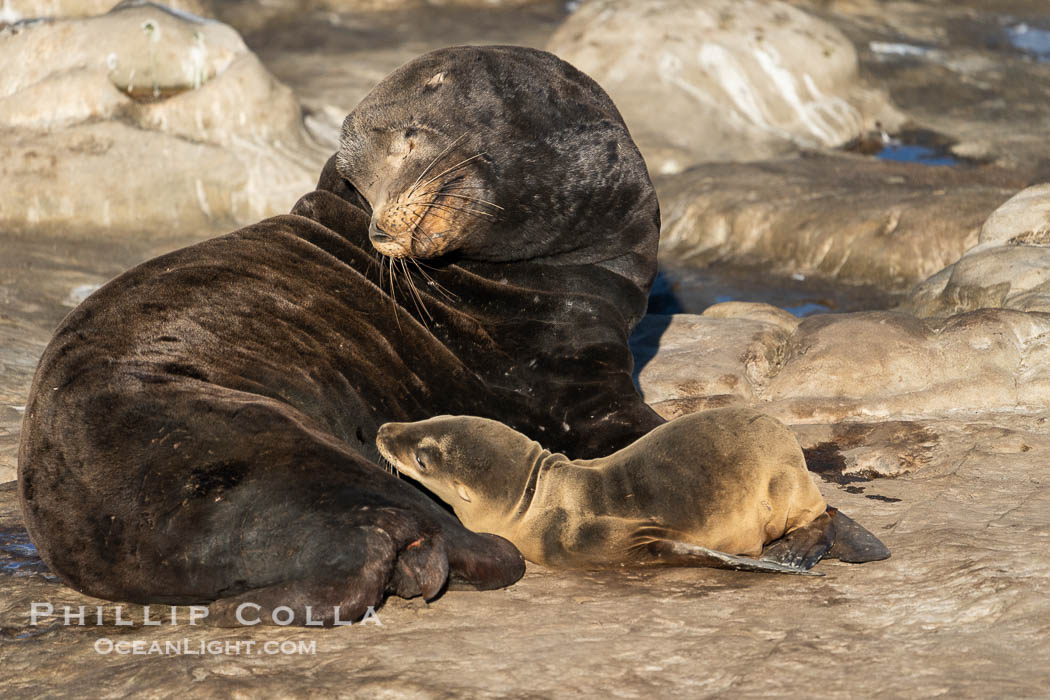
xmin=634 ymin=536 xmax=823 ymax=576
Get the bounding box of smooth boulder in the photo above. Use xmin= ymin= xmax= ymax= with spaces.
xmin=654 ymin=154 xmax=1023 ymax=291
xmin=633 ymin=303 xmax=1050 ymax=435
xmin=902 ymin=183 xmax=1050 ymax=317
xmin=547 ymin=0 xmax=903 ymax=174
xmin=0 ymin=3 xmax=325 ymax=237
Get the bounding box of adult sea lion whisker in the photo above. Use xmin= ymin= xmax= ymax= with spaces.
xmin=386 ymin=254 xmax=404 ymax=331
xmin=399 ymin=257 xmax=433 ymax=322
xmin=414 ymin=153 xmax=488 ymax=193
xmin=414 ymin=202 xmax=496 ymax=219
xmin=419 ymin=184 xmax=490 ymax=193
xmin=437 ymin=193 xmax=504 ymax=210
xmin=409 ymin=258 xmax=458 ymax=302
xmin=411 ymin=191 xmax=504 ymax=210
xmin=408 ymin=133 xmax=468 ymax=197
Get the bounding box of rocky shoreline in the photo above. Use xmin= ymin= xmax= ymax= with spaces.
xmin=3 ymin=0 xmax=1050 ymax=695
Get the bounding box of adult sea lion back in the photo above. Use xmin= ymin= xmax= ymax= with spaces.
xmin=17 ymin=46 xmax=664 ymax=625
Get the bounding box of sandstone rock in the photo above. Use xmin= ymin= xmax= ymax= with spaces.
xmin=547 ymin=0 xmax=903 ymax=174
xmin=784 ymin=0 xmax=1050 ymax=171
xmin=0 ymin=3 xmax=326 ymax=237
xmin=655 ymin=154 xmax=1025 ymax=291
xmin=630 ymin=312 xmax=793 ymax=409
xmin=633 ymin=304 xmax=1050 ymax=428
xmin=903 ymin=184 xmax=1050 ymax=317
xmin=0 ymin=0 xmax=212 ymax=21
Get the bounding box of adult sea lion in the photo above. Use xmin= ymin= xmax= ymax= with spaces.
xmin=376 ymin=409 xmax=891 ymax=573
xmin=17 ymin=46 xmax=665 ymax=625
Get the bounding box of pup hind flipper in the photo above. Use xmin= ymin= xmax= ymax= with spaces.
xmin=760 ymin=510 xmax=836 ymax=570
xmin=633 ymin=535 xmax=822 ymax=576
xmin=761 ymin=507 xmax=891 ymax=570
xmin=825 ymin=508 xmax=891 ymax=563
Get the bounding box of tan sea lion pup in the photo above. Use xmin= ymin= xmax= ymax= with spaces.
xmin=377 ymin=408 xmax=890 ymax=574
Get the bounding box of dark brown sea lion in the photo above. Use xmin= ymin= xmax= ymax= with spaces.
xmin=17 ymin=46 xmax=664 ymax=625
xmin=376 ymin=409 xmax=891 ymax=574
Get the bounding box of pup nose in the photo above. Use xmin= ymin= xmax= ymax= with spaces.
xmin=376 ymin=423 xmax=401 ymax=445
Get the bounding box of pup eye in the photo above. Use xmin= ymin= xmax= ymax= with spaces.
xmin=415 ymin=454 xmax=426 ymax=471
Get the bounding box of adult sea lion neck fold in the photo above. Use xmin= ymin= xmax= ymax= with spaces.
xmin=293 ymin=153 xmax=664 ymax=457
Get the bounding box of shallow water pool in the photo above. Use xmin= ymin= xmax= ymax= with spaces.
xmin=649 ymin=265 xmax=901 ymax=318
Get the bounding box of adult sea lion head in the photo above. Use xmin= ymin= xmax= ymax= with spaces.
xmin=336 ymin=45 xmax=659 ymax=274
xmin=376 ymin=416 xmax=535 ymax=530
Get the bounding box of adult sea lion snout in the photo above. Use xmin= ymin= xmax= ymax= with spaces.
xmin=339 ymin=119 xmax=498 ymax=261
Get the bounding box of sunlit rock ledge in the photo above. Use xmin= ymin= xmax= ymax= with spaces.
xmin=903 ymin=184 xmax=1050 ymax=318
xmin=0 ymin=3 xmax=326 ymax=238
xmin=548 ymin=0 xmax=904 ymax=175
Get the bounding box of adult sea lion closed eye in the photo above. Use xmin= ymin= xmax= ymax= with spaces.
xmin=17 ymin=45 xmax=665 ymax=625
xmin=376 ymin=409 xmax=891 ymax=573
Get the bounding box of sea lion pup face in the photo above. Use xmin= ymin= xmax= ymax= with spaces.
xmin=336 ymin=45 xmax=658 ymax=265
xmin=376 ymin=416 xmax=534 ymax=529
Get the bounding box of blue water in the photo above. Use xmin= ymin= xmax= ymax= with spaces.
xmin=712 ymin=294 xmax=830 ymax=317
xmin=650 ymin=268 xmax=898 ymax=319
xmin=0 ymin=529 xmax=53 ymax=578
xmin=1006 ymin=23 xmax=1050 ymax=62
xmin=876 ymin=143 xmax=958 ymax=166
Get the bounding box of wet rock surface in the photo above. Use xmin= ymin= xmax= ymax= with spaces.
xmin=4 ymin=0 xmax=1050 ymax=694
xmin=655 ymin=154 xmax=1029 ymax=292
xmin=790 ymin=0 xmax=1050 ymax=172
xmin=636 ymin=0 xmax=1050 ymax=288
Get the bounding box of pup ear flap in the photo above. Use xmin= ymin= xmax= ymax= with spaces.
xmin=455 ymin=483 xmax=471 ymax=502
